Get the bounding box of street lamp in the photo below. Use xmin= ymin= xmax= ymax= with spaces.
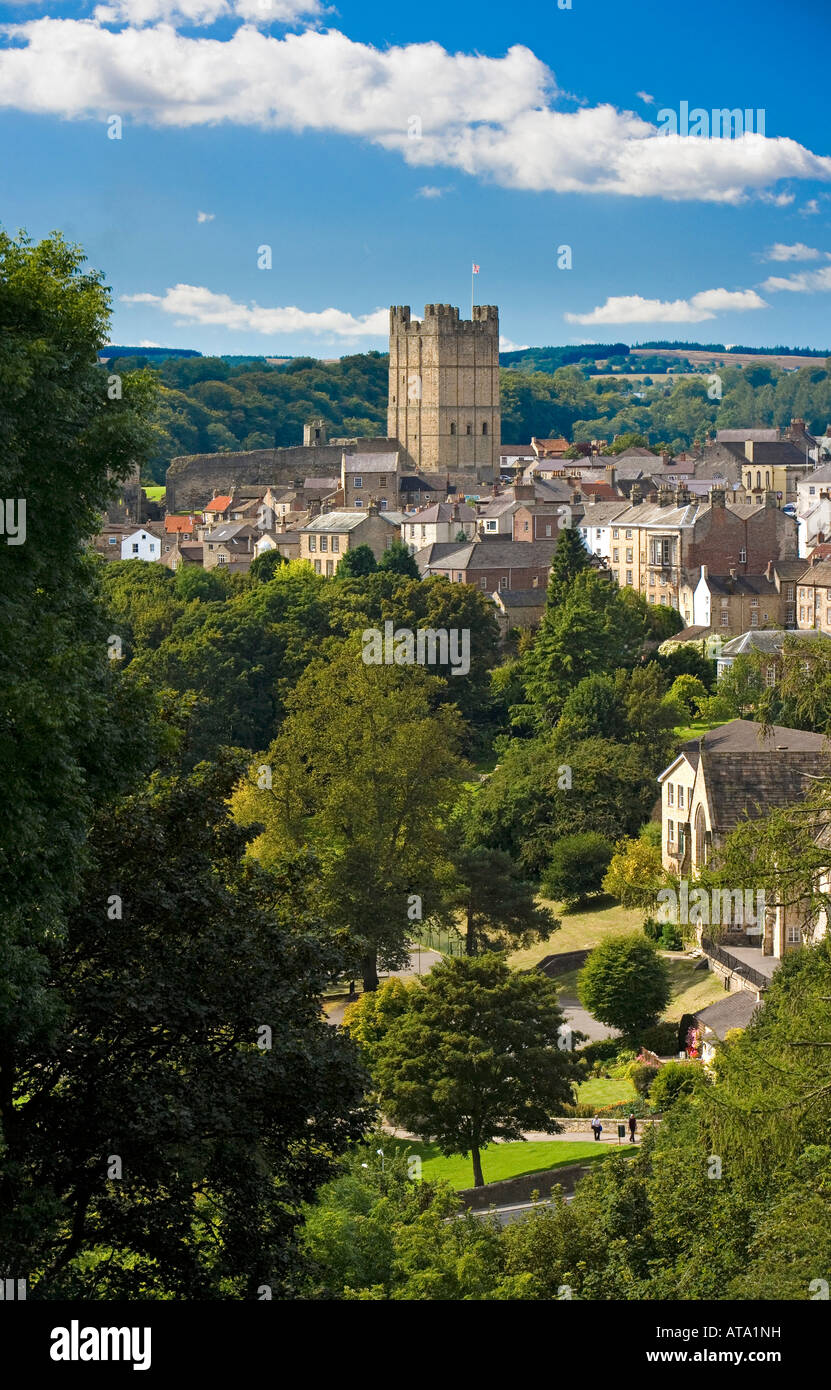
xmin=376 ymin=1148 xmax=384 ymax=1172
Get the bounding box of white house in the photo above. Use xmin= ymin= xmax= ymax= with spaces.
xmin=796 ymin=465 xmax=831 ymax=555
xmin=576 ymin=500 xmax=629 ymax=562
xmin=403 ymin=502 xmax=477 ymax=554
xmin=121 ymin=528 xmax=161 ymax=562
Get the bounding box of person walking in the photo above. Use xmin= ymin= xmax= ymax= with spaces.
xmin=628 ymin=1113 xmax=637 ymax=1144
xmin=591 ymin=1116 xmax=603 ymax=1142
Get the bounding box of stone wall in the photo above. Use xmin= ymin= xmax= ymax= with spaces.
xmin=166 ymin=439 xmax=399 ymax=513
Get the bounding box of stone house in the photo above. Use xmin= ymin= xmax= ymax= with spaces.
xmin=203 ymin=522 xmax=258 ymax=571
xmin=682 ymin=561 xmax=798 ymax=635
xmin=796 ymin=558 xmax=831 ymax=633
xmin=416 ymin=537 xmax=557 ymax=591
xmin=401 ymin=502 xmax=477 ymax=553
xmin=299 ymin=505 xmax=396 ymax=574
xmin=341 ymin=451 xmax=402 ymax=510
xmin=658 ymin=720 xmax=831 ymax=988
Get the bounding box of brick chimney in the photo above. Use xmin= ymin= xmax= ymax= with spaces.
xmin=657 ymin=485 xmax=672 ymax=507
xmin=709 ymin=486 xmax=726 ymax=508
xmin=631 ymin=485 xmax=643 ymax=505
xmin=605 ymin=464 xmax=616 ymax=488
xmin=661 ymin=450 xmax=671 ymax=466
xmin=764 ymin=490 xmax=779 ymax=509
xmin=677 ymin=483 xmax=691 ymax=505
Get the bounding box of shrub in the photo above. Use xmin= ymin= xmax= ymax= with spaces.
xmin=629 ymin=1062 xmax=659 ymax=1097
xmin=578 ymin=1038 xmax=621 ymax=1068
xmin=541 ymin=832 xmax=614 ymax=908
xmin=676 ymin=1012 xmax=695 ymax=1053
xmin=578 ymin=933 xmax=671 ymax=1034
xmin=660 ymin=922 xmax=684 ymax=951
xmin=668 ymin=674 xmax=709 ymax=719
xmin=602 ymin=837 xmax=666 ymax=909
xmin=643 ymin=915 xmax=662 ymax=941
xmin=649 ymin=1059 xmax=705 ymax=1109
xmin=638 ymin=1021 xmax=680 ymax=1055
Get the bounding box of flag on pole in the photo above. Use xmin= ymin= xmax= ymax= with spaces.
xmin=472 ymin=263 xmax=480 ymax=274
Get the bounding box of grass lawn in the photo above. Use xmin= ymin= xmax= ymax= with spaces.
xmin=508 ymin=896 xmax=643 ymax=972
xmin=674 ymin=718 xmax=729 ymax=743
xmin=663 ymin=955 xmax=726 ymax=1019
xmin=384 ymin=1137 xmax=612 ymax=1190
xmin=143 ymin=485 xmax=165 ymax=501
xmin=577 ymin=1076 xmax=636 ymax=1107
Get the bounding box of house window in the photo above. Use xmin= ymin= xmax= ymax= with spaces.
xmin=108 ymin=536 xmax=117 ymax=546
xmin=523 ymin=520 xmax=529 ymax=531
xmin=810 ymin=486 xmax=816 ymax=495
xmin=320 ymin=536 xmax=328 ymax=551
xmin=668 ymin=819 xmax=675 ymax=843
xmin=786 ymin=585 xmax=794 ymax=601
xmin=721 ymin=611 xmax=729 ymax=626
xmin=756 ymin=470 xmax=762 ymax=489
xmin=332 ymin=536 xmax=339 ymax=552
xmin=380 ymin=499 xmax=388 ymax=510
xmin=649 ymin=572 xmax=655 ymax=586
xmin=613 ymin=528 xmax=619 ymax=539
xmin=354 ymin=501 xmax=363 ymax=508
xmin=217 ymin=554 xmax=227 ymax=565
xmin=132 ymin=543 xmax=139 ymax=554
xmin=326 ymin=560 xmax=334 ymax=576
xmin=750 ymin=611 xmax=759 ymax=627
xmin=379 ymin=476 xmax=387 ymax=486
xmin=354 ymin=476 xmax=363 ymax=488
xmin=739 ymin=547 xmax=747 ymax=563
xmin=668 ymin=783 xmax=674 ymax=807
xmin=787 ymin=924 xmax=801 ymax=944
xmin=625 ymin=529 xmax=632 ymax=539
xmin=499 ymin=575 xmax=508 ymax=590
xmin=800 ymin=606 xmax=805 ymax=621
xmin=545 ymin=525 xmax=552 ymax=537
xmin=308 ymin=536 xmax=316 ymax=551
xmin=626 ymin=570 xmax=633 ymax=585
xmin=678 ymin=826 xmax=686 ymax=855
xmin=765 ymin=665 xmax=776 ymax=687
xmin=750 ymin=597 xmax=758 ymax=607
xmin=314 ymin=560 xmax=321 ymax=573
xmin=456 ymin=572 xmax=463 ymax=582
xmin=613 ymin=549 xmax=619 ymax=562
xmin=626 ymin=548 xmax=633 ymax=562
xmin=678 ymin=786 xmax=684 ymax=809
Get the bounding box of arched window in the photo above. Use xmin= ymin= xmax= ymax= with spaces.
xmin=694 ymin=805 xmax=707 ymax=868
xmin=765 ymin=470 xmax=770 ymax=487
xmin=466 ymin=423 xmax=472 ymax=435
xmin=756 ymin=470 xmax=762 ymax=489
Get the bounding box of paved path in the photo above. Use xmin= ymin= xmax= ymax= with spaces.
xmin=323 ymin=947 xmax=443 ymax=1026
xmin=558 ymin=994 xmax=620 ymax=1044
xmin=383 ymin=1121 xmax=637 ymax=1146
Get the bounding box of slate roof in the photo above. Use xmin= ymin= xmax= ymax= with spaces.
xmin=407 ymin=502 xmax=477 ymax=524
xmin=205 ymin=522 xmax=257 ymax=543
xmin=700 ymin=748 xmax=831 ymax=833
xmin=797 ymin=561 xmax=831 ymax=587
xmin=704 ymin=573 xmax=777 ymax=597
xmin=801 ymin=464 xmax=831 ymax=486
xmin=745 ymin=441 xmax=809 ymax=466
xmin=342 ymin=453 xmax=399 ymax=474
xmin=302 ymin=511 xmax=373 ymax=533
xmin=419 ymin=538 xmax=559 ymax=572
xmin=694 ymin=992 xmax=760 ymax=1039
xmin=717 ymin=429 xmax=779 ymax=443
xmin=719 ymin=629 xmax=830 ymax=658
xmin=495 ymin=589 xmax=546 ymax=608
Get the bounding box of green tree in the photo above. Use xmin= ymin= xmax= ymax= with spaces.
xmin=649 ymin=1060 xmax=706 ymax=1110
xmin=249 ymin=548 xmax=287 ymax=582
xmin=173 ymin=564 xmax=227 ymax=602
xmin=542 ymin=832 xmax=614 ymax=909
xmin=578 ymin=934 xmax=671 ymax=1036
xmin=377 ymin=540 xmax=420 ymax=578
xmin=336 ymin=544 xmax=377 ymax=577
xmin=449 ymin=839 xmax=558 ymax=956
xmin=602 ymin=836 xmax=667 ymax=909
xmin=341 ymin=978 xmax=416 ymax=1070
xmin=376 ymin=955 xmax=578 ymax=1187
xmin=668 ymin=673 xmax=709 ymax=719
xmin=233 ymin=641 xmax=467 ymax=991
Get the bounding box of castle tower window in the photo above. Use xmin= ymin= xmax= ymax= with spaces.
xmin=466 ymin=423 xmax=472 ymax=435
xmin=482 ymin=422 xmax=488 ymax=435
xmin=450 ymin=422 xmax=456 ymax=435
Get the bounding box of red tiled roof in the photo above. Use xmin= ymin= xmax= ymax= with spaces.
xmin=165 ymin=514 xmax=196 ymax=533
xmin=204 ymin=495 xmax=232 ymax=512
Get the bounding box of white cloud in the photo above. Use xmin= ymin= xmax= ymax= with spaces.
xmin=764 ymin=241 xmax=824 ymax=261
xmin=416 ymin=184 xmax=451 ymax=198
xmin=499 ymin=336 xmax=530 ymax=352
xmin=196 ymin=209 xmax=215 ymax=221
xmin=801 ymin=198 xmax=821 ymax=215
xmin=121 ymin=283 xmax=389 ymax=336
xmin=636 ymin=91 xmax=654 ymax=105
xmin=139 ymin=338 xmax=162 ymax=345
xmin=565 ymin=287 xmax=768 ymax=325
xmin=93 ymin=0 xmax=323 ymax=27
xmin=0 ymin=22 xmax=829 ymax=204
xmin=761 ymin=266 xmax=831 ymax=293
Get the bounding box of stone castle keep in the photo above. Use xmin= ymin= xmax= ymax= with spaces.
xmin=165 ymin=301 xmax=500 ymax=511
xmin=387 ymin=303 xmax=500 ymax=479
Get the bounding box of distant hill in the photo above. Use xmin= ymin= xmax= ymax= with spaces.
xmin=99 ymin=346 xmax=202 ymax=363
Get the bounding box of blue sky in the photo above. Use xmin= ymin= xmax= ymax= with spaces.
xmin=2 ymin=0 xmax=831 ymax=354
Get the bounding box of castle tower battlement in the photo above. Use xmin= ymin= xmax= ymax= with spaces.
xmin=388 ymin=303 xmax=500 ymax=479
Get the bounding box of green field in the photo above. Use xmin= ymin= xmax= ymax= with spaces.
xmin=384 ymin=1137 xmax=614 ymax=1189
xmin=143 ymin=486 xmax=166 ymax=502
xmin=576 ymin=1076 xmax=636 ymax=1107
xmin=508 ymin=898 xmax=643 ymax=971
xmin=674 ymin=719 xmax=729 ymax=743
